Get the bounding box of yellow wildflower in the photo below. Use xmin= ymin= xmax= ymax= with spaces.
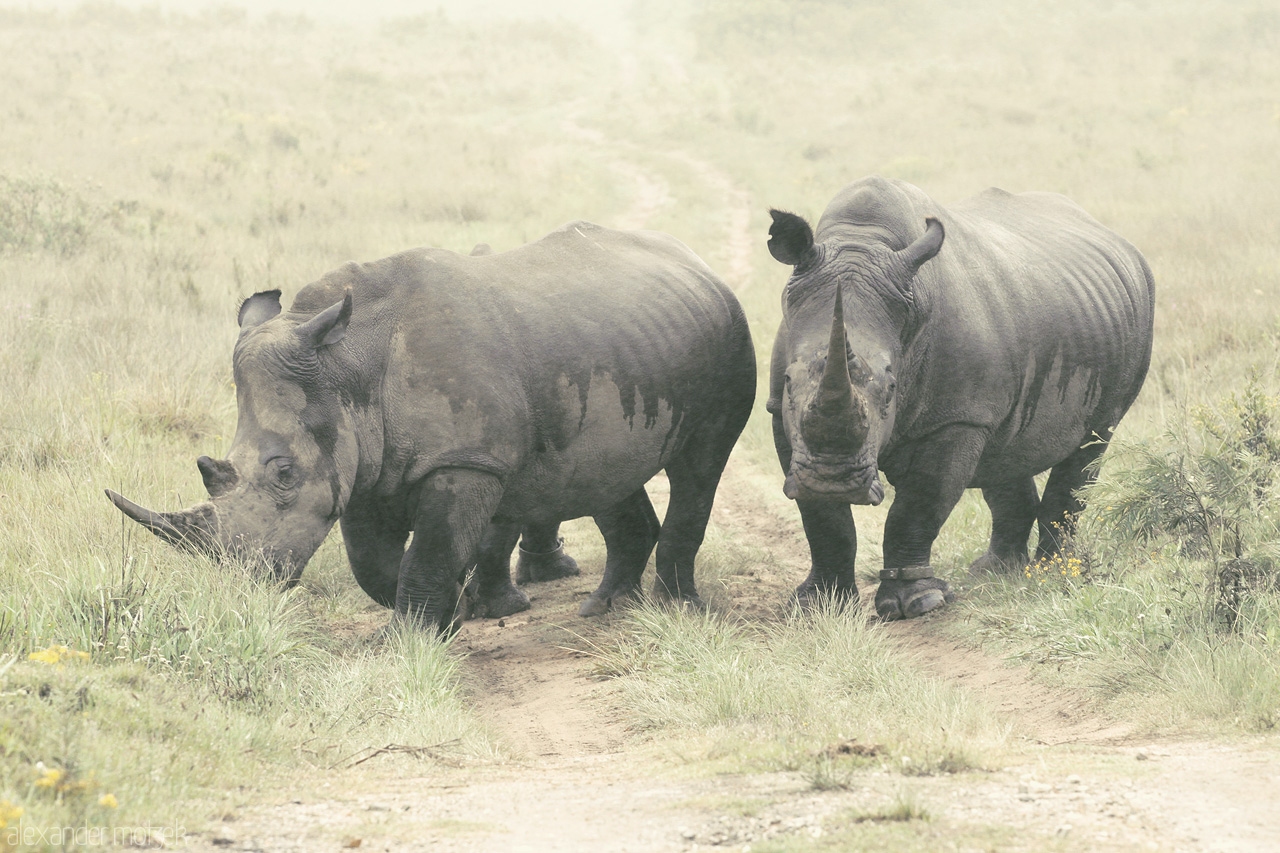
xmin=0 ymin=800 xmax=23 ymax=828
xmin=28 ymin=645 xmax=90 ymax=665
xmin=34 ymin=766 xmax=62 ymax=788
xmin=98 ymin=793 xmax=118 ymax=809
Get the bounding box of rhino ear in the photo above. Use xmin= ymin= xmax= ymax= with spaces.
xmin=469 ymin=242 xmax=494 ymax=257
xmin=898 ymin=217 xmax=945 ymax=277
xmin=768 ymin=210 xmax=817 ymax=267
xmin=295 ymin=289 xmax=352 ymax=349
xmin=238 ymin=290 xmax=282 ymax=330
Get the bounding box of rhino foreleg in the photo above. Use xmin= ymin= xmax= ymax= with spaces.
xmin=878 ymin=427 xmax=987 ymax=620
xmin=774 ymin=409 xmax=861 ymax=607
xmin=793 ymin=500 xmax=859 ymax=606
xmin=466 ymin=521 xmax=532 ymax=619
xmin=341 ymin=499 xmax=411 ymax=608
xmin=970 ymin=477 xmax=1039 ymax=574
xmin=396 ymin=469 xmax=505 ymax=634
xmin=515 ymin=522 xmax=580 ymax=584
xmin=580 ymin=489 xmax=660 ymax=617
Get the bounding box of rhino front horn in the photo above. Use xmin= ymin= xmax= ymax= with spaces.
xmin=104 ymin=489 xmax=218 ymax=553
xmin=802 ymin=285 xmax=870 ymax=453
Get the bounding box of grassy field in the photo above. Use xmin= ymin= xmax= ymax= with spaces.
xmin=2 ymin=0 xmax=1279 ymax=845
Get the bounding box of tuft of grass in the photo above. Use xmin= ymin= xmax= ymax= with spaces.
xmin=849 ymin=788 xmax=932 ymax=824
xmin=0 ymin=607 xmax=496 ymax=839
xmin=577 ymin=596 xmax=1007 ymax=774
xmin=0 ymin=173 xmax=100 ymax=256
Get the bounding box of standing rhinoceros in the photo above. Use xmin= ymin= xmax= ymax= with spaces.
xmin=107 ymin=222 xmax=756 ymax=632
xmin=766 ymin=176 xmax=1154 ymax=620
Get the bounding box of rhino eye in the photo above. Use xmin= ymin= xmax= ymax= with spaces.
xmin=268 ymin=457 xmax=297 ymax=488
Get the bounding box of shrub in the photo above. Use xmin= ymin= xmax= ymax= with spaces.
xmin=0 ymin=174 xmax=98 ymax=256
xmin=1083 ymin=376 xmax=1280 ymax=632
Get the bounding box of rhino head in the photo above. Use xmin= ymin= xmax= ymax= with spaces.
xmin=767 ymin=210 xmax=944 ymax=505
xmin=106 ymin=289 xmax=360 ymax=583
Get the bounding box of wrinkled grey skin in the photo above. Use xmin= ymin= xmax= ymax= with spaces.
xmin=461 ymin=243 xmax=580 ymax=616
xmin=767 ymin=177 xmax=1154 ymax=620
xmin=108 ymin=223 xmax=756 ymax=632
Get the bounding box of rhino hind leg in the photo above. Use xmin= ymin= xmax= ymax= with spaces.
xmin=651 ymin=410 xmax=751 ymax=611
xmin=970 ymin=477 xmax=1040 ymax=574
xmin=515 ymin=522 xmax=581 ymax=584
xmin=466 ymin=520 xmax=532 ymax=620
xmin=580 ymin=489 xmax=660 ymax=617
xmin=1035 ymin=434 xmax=1111 ymax=561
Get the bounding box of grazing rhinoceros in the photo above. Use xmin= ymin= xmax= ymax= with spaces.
xmin=106 ymin=222 xmax=756 ymax=632
xmin=766 ymin=176 xmax=1154 ymax=620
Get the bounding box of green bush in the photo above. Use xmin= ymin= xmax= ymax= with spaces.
xmin=1083 ymin=376 xmax=1280 ymax=632
xmin=0 ymin=174 xmax=98 ymax=257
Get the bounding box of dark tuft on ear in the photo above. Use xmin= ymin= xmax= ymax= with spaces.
xmin=768 ymin=210 xmax=816 ymax=267
xmin=238 ymin=290 xmax=283 ymax=330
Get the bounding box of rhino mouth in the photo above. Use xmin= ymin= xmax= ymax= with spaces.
xmin=227 ymin=538 xmax=307 ymax=587
xmin=783 ymin=455 xmax=883 ymax=505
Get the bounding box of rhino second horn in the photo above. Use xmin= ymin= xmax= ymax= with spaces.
xmin=802 ymin=286 xmax=870 ymax=453
xmin=104 ymin=489 xmax=219 ymax=552
xmin=197 ymin=455 xmax=238 ymax=498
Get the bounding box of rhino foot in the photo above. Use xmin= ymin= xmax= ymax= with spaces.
xmin=874 ymin=577 xmax=954 ymax=621
xmin=516 ymin=541 xmax=581 ymax=584
xmin=792 ymin=581 xmax=859 ymax=610
xmin=651 ymin=581 xmax=706 ymax=612
xmin=578 ymin=582 xmax=640 ymax=618
xmin=968 ymin=550 xmax=1028 ymax=575
xmin=468 ymin=584 xmax=531 ymax=620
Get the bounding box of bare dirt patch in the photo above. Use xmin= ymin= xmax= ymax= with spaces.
xmin=461 ymin=592 xmax=630 ymax=760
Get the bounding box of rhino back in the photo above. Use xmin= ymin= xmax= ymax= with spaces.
xmin=867 ymin=182 xmax=1153 ymax=482
xmin=289 ymin=223 xmax=754 ymax=517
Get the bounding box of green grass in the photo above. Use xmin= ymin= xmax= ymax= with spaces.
xmin=576 ymin=596 xmax=1007 ymax=774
